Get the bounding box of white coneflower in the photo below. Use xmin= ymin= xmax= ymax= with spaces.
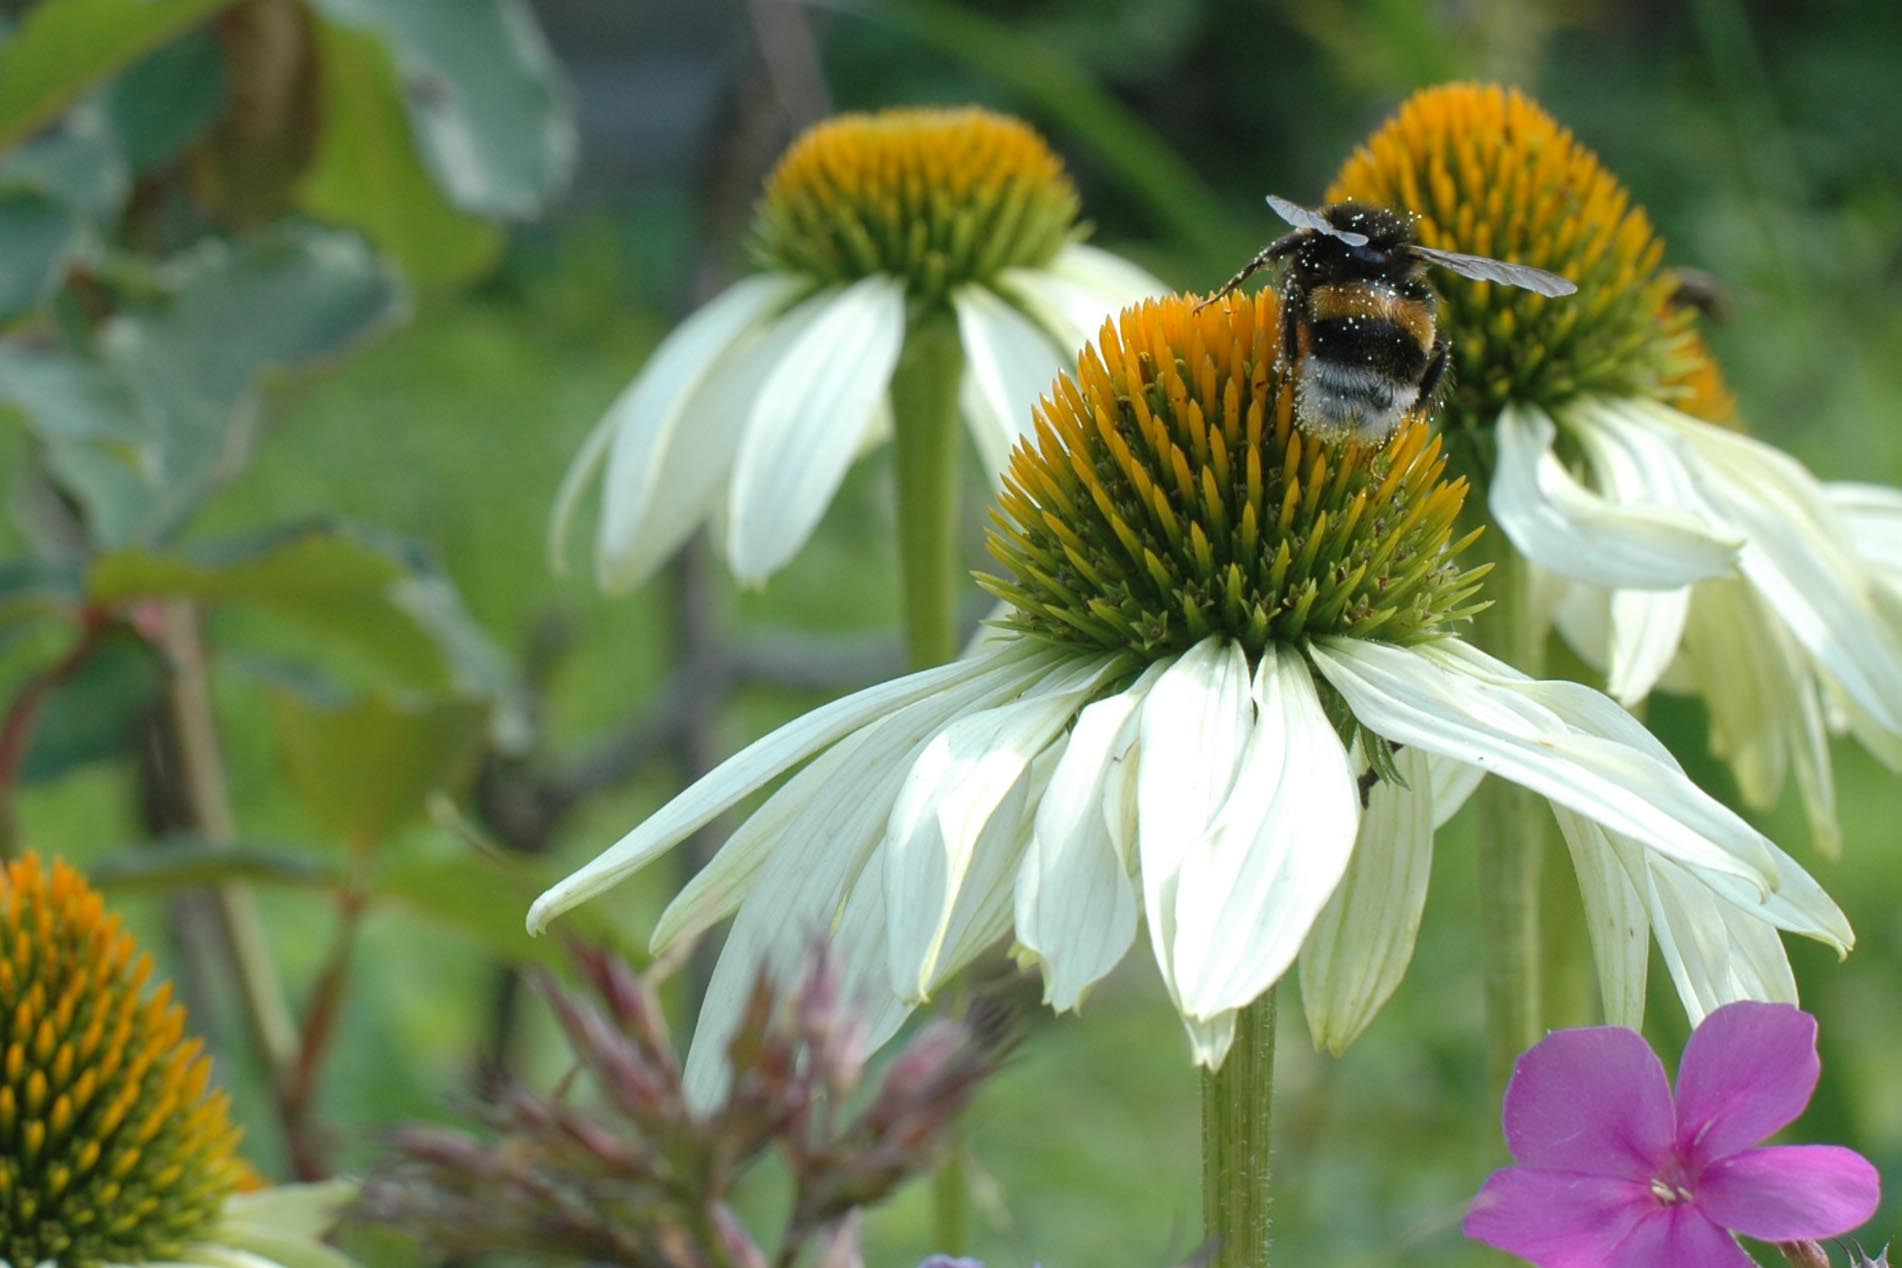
xmin=551 ymin=105 xmax=1165 ymax=592
xmin=1329 ymin=82 xmax=1902 ymax=858
xmin=0 ymin=854 xmax=358 ymax=1268
xmin=530 ymin=292 xmax=1847 ymax=1093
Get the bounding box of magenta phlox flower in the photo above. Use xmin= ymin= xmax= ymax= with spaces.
xmin=1465 ymin=1000 xmax=1880 ymax=1267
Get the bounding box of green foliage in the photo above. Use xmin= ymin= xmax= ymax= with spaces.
xmin=3 ymin=226 xmax=404 ymax=545
xmin=298 ymin=20 xmax=504 ymax=288
xmin=0 ymin=189 xmax=77 ymax=319
xmin=0 ymin=0 xmax=238 ymax=156
xmin=309 ymin=0 xmax=575 ymax=220
xmin=266 ymin=685 xmax=487 ymax=850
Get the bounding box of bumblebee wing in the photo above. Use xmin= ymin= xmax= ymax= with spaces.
xmin=1266 ymin=193 xmax=1369 ymax=246
xmin=1411 ymin=245 xmax=1578 ymax=296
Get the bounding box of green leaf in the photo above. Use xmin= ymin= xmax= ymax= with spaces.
xmin=298 ymin=19 xmax=502 ymax=288
xmin=308 ymin=0 xmax=574 ymax=219
xmin=0 ymin=189 xmax=79 ymax=320
xmin=18 ymin=631 xmax=160 ymax=782
xmin=0 ymin=0 xmax=241 ymax=158
xmin=88 ymin=520 xmax=513 ymax=696
xmin=3 ymin=224 xmax=404 ymax=545
xmin=267 ymin=684 xmax=488 ymax=849
xmin=104 ymin=26 xmax=227 ymax=171
xmin=1 ymin=104 xmax=128 ymax=221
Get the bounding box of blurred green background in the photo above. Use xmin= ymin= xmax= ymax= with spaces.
xmin=6 ymin=0 xmax=1901 ymax=1264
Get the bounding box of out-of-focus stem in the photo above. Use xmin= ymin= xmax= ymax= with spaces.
xmin=890 ymin=310 xmax=966 ymax=670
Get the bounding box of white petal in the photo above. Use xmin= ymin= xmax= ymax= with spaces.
xmin=1604 ymin=584 xmax=1691 ymax=705
xmin=218 ymin=1184 xmax=352 ymax=1241
xmin=1488 ymin=403 xmax=1739 ymax=589
xmin=1550 ymin=807 xmax=1650 ymax=1028
xmin=1173 ymin=647 xmax=1361 ymax=1019
xmin=1184 ymin=1008 xmax=1239 ymax=1069
xmin=726 ymin=275 xmax=907 ymax=584
xmin=953 ymin=284 xmax=1066 ymax=481
xmin=527 ymin=643 xmax=1041 ymax=933
xmin=1311 ymin=637 xmax=1778 ymax=890
xmin=1135 ymin=640 xmax=1252 ymax=1008
xmin=1631 ymin=398 xmax=1902 ymax=731
xmin=1827 ymin=480 xmax=1902 ymax=588
xmin=883 ymin=653 xmax=1126 ymax=998
xmin=996 ymin=243 xmax=1166 ymax=359
xmin=592 ymin=274 xmax=805 ymax=592
xmin=547 ymin=405 xmax=621 ymax=575
xmin=1016 ymin=664 xmax=1164 ymax=1011
xmin=651 ymin=647 xmax=1059 ymax=950
xmin=1299 ymin=746 xmax=1436 ymax=1052
xmin=927 ymin=744 xmax=1061 ymax=995
xmin=1644 ymin=852 xmax=1798 ymax=1024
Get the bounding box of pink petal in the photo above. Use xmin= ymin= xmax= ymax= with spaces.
xmin=1503 ymin=1026 xmax=1675 ymax=1178
xmin=1463 ymin=1167 xmax=1656 ymax=1268
xmin=1675 ymin=1001 xmax=1820 ymax=1162
xmin=1699 ymin=1145 xmax=1882 ymax=1241
xmin=1604 ymin=1205 xmax=1754 ymax=1268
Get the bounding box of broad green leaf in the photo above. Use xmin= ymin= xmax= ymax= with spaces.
xmin=309 ymin=0 xmax=574 ymax=219
xmin=267 ymin=684 xmax=488 ymax=849
xmin=17 ymin=632 xmax=161 ymax=782
xmin=298 ymin=19 xmax=502 ymax=288
xmin=88 ymin=520 xmax=513 ymax=696
xmin=2 ymin=104 xmax=128 ymax=220
xmin=105 ymin=26 xmax=227 ymax=172
xmin=0 ymin=189 xmax=78 ymax=319
xmin=0 ymin=0 xmax=240 ymax=158
xmin=3 ymin=224 xmax=404 ymax=545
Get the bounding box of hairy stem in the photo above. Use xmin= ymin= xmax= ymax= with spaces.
xmin=1202 ymin=995 xmax=1277 ymax=1268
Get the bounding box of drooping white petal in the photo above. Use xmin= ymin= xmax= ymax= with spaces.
xmin=548 ymin=406 xmax=621 ymax=576
xmin=1606 ymin=585 xmax=1692 ymax=705
xmin=1488 ymin=403 xmax=1739 ymax=589
xmin=884 ymin=653 xmax=1127 ymax=999
xmin=650 ymin=647 xmax=1058 ymax=951
xmin=1626 ymin=398 xmax=1902 ymax=731
xmin=527 ymin=642 xmax=1045 ymax=933
xmin=1310 ymin=637 xmax=1778 ymax=890
xmin=726 ymin=275 xmax=908 ymax=584
xmin=1828 ymin=481 xmax=1902 ymax=589
xmin=1550 ymin=807 xmax=1650 ymax=1028
xmin=1173 ymin=647 xmax=1361 ymax=1020
xmin=1644 ymin=852 xmax=1799 ymax=1024
xmin=592 ymin=274 xmax=807 ymax=592
xmin=1681 ymin=833 xmax=1853 ymax=954
xmin=1184 ymin=1009 xmax=1239 ymax=1069
xmin=1136 ymin=640 xmax=1252 ymax=1010
xmin=996 ymin=243 xmax=1165 ymax=359
xmin=954 ymin=283 xmax=1066 ymax=481
xmin=1299 ymin=746 xmax=1436 ymax=1053
xmin=1017 ymin=664 xmax=1165 ymax=1011
xmin=925 ymin=744 xmax=1061 ymax=997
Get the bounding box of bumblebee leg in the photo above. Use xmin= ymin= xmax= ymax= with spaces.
xmin=1280 ymin=281 xmax=1304 ymax=367
xmin=1417 ymin=333 xmax=1450 ymax=402
xmin=1195 ymin=231 xmax=1305 ymax=312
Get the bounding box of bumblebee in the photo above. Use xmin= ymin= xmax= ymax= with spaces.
xmin=1205 ymin=195 xmax=1577 ymax=444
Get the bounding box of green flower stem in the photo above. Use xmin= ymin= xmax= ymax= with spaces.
xmin=1469 ymin=528 xmax=1547 ymax=1098
xmin=890 ymin=310 xmax=966 ymax=670
xmin=893 ymin=310 xmax=970 ymax=1249
xmin=1202 ymin=994 xmax=1276 ymax=1268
